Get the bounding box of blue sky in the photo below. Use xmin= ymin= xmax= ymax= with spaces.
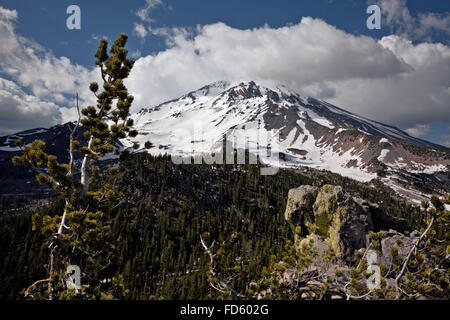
xmin=0 ymin=0 xmax=449 ymax=146
xmin=2 ymin=0 xmax=448 ymax=65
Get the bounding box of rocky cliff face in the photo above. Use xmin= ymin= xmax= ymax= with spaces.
xmin=284 ymin=184 xmax=411 ymax=259
xmin=281 ymin=184 xmax=449 ymax=299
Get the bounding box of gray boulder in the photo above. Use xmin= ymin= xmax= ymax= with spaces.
xmin=379 ymin=230 xmax=416 ymax=266
xmin=284 ymin=184 xmax=412 ymax=259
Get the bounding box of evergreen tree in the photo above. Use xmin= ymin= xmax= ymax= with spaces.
xmin=3 ymin=150 xmax=447 ymax=300
xmin=12 ymin=33 xmax=150 ymax=300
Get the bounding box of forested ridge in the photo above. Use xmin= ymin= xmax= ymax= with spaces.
xmin=0 ymin=153 xmax=426 ymax=299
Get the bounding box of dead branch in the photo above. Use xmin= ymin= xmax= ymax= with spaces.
xmin=24 ymin=278 xmax=53 ymax=299
xmin=200 ymin=235 xmax=246 ymax=299
xmin=68 ymin=93 xmax=81 ymax=179
xmin=395 ymin=216 xmax=435 ymax=299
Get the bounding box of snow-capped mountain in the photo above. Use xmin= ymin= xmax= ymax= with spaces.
xmin=125 ymin=80 xmax=449 ymax=202
xmin=0 ymin=81 xmax=448 ymax=202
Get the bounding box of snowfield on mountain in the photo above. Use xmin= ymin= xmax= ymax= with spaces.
xmin=1 ymin=80 xmax=448 ymax=202
xmin=123 ymin=80 xmax=449 ymax=202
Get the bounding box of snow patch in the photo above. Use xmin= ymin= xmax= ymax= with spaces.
xmin=378 ymin=149 xmax=390 ymax=161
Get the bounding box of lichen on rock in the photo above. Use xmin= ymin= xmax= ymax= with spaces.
xmin=284 ymin=184 xmax=410 ymax=259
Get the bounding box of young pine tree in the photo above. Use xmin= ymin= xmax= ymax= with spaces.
xmin=12 ymin=33 xmax=150 ymax=300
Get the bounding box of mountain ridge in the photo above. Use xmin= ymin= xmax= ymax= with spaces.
xmin=123 ymin=80 xmax=449 ymax=202
xmin=1 ymin=80 xmax=449 ymax=202
xmin=135 ymin=80 xmax=448 ymax=151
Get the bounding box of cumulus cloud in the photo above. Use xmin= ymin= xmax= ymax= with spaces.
xmin=0 ymin=6 xmax=99 ymax=134
xmin=0 ymin=4 xmax=449 ymax=141
xmin=125 ymin=18 xmax=450 ymax=130
xmin=0 ymin=6 xmax=17 ymax=21
xmin=130 ymin=49 xmax=142 ymax=59
xmin=375 ymin=0 xmax=450 ymax=41
xmin=330 ymin=35 xmax=450 ymax=128
xmin=0 ymin=6 xmax=95 ymax=106
xmin=127 ymin=18 xmax=410 ymax=105
xmin=405 ymin=124 xmax=430 ymax=137
xmin=0 ymin=78 xmax=62 ymax=135
xmin=418 ymin=12 xmax=450 ymax=36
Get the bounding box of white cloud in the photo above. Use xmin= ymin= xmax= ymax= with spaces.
xmin=0 ymin=6 xmax=95 ymax=106
xmin=330 ymin=35 xmax=450 ymax=127
xmin=0 ymin=77 xmax=62 ymax=135
xmin=134 ymin=23 xmax=148 ymax=39
xmin=0 ymin=6 xmax=17 ymax=21
xmin=0 ymin=6 xmax=100 ymax=133
xmin=376 ymin=0 xmax=414 ymax=32
xmin=125 ymin=18 xmax=450 ymax=130
xmin=136 ymin=0 xmax=164 ymax=23
xmin=418 ymin=12 xmax=450 ymax=36
xmin=405 ymin=124 xmax=430 ymax=137
xmin=134 ymin=0 xmax=165 ymax=38
xmin=375 ymin=0 xmax=450 ymax=41
xmin=126 ymin=18 xmax=410 ymax=105
xmin=130 ymin=49 xmax=142 ymax=59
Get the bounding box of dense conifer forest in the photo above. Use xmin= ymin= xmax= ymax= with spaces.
xmin=0 ymin=153 xmax=427 ymax=299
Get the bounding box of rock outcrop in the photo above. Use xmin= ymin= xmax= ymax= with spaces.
xmin=284 ymin=184 xmax=411 ymax=259
xmin=280 ymin=185 xmax=449 ymax=300
xmin=379 ymin=229 xmax=418 ymax=266
xmin=284 ymin=185 xmax=318 ymax=227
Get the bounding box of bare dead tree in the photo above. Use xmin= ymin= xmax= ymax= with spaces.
xmin=200 ymin=235 xmax=246 ymax=299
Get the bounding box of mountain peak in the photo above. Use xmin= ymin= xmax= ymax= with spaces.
xmin=127 ymin=80 xmax=449 ymax=202
xmin=1 ymin=79 xmax=448 ymax=202
xmin=135 ymin=80 xmax=448 ymax=150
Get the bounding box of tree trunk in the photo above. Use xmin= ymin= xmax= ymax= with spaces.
xmin=48 ymin=245 xmax=55 ymax=300
xmin=48 ymin=200 xmax=69 ymax=300
xmin=80 ymin=136 xmax=93 ymax=200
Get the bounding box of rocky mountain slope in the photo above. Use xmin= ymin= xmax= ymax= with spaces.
xmin=1 ymin=81 xmax=448 ymax=201
xmin=125 ymin=81 xmax=449 ymax=203
xmin=0 ymin=123 xmax=87 ymax=195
